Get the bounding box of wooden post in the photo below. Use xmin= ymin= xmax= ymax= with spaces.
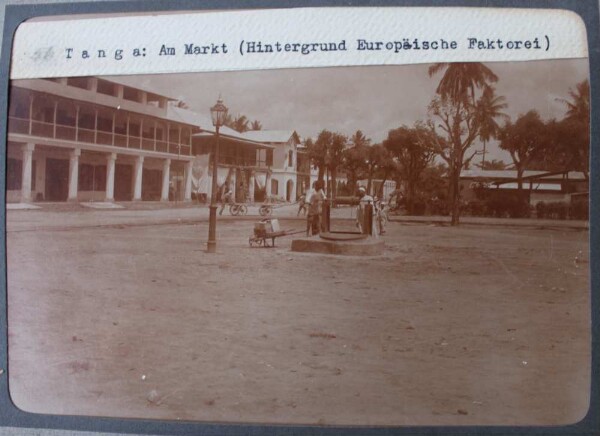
xmin=53 ymin=101 xmax=58 ymax=138
xmin=112 ymin=112 xmax=116 ymax=146
xmin=28 ymin=95 xmax=33 ymax=135
xmin=75 ymin=105 xmax=80 ymax=141
xmin=94 ymin=109 xmax=98 ymax=143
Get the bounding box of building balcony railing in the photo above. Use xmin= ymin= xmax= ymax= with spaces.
xmin=8 ymin=116 xmax=192 ymax=157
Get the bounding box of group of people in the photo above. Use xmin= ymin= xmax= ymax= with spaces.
xmin=298 ymin=183 xmax=386 ymax=236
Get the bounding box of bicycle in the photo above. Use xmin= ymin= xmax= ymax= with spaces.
xmin=229 ymin=203 xmax=248 ymax=216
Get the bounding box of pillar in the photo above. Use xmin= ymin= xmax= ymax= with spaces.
xmin=105 ymin=153 xmax=116 ymax=202
xmin=161 ymin=159 xmax=171 ymax=201
xmin=249 ymin=171 xmax=255 ymax=203
xmin=184 ymin=160 xmax=193 ymax=202
xmin=67 ymin=148 xmax=81 ymax=202
xmin=265 ymin=171 xmax=272 ymax=198
xmin=231 ymin=170 xmax=237 ymax=200
xmin=21 ymin=143 xmax=35 ymax=203
xmin=133 ymin=155 xmax=144 ymax=201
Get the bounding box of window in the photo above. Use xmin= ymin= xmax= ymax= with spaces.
xmin=288 ymin=150 xmax=293 ymax=167
xmin=123 ymin=87 xmax=142 ymax=103
xmin=8 ymin=87 xmax=31 ymax=119
xmin=78 ymin=107 xmax=95 ymax=130
xmin=67 ymin=77 xmax=89 ymax=90
xmin=96 ymin=79 xmax=117 ymax=97
xmin=56 ymin=101 xmax=77 ymax=126
xmin=266 ymin=150 xmax=273 ymax=167
xmin=271 ymin=179 xmax=279 ymax=196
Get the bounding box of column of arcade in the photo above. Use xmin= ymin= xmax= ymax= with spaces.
xmin=19 ymin=143 xmax=192 ymax=203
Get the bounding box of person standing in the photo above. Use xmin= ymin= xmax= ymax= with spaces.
xmin=219 ymin=185 xmax=234 ymax=216
xmin=306 ymin=181 xmax=326 ymax=236
xmin=356 ymin=186 xmax=376 ymax=235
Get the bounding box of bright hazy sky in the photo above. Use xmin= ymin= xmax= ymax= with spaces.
xmin=112 ymin=59 xmax=589 ymax=164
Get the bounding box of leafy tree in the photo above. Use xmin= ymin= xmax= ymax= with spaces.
xmin=383 ymin=123 xmax=435 ymax=214
xmin=307 ymin=130 xmax=348 ymax=198
xmin=342 ymin=131 xmax=371 ymax=192
xmin=498 ymin=110 xmax=548 ymax=191
xmin=327 ymin=133 xmax=347 ymax=199
xmin=364 ymin=144 xmax=394 ymax=195
xmin=427 ymin=62 xmax=500 ymax=225
xmin=307 ymin=130 xmax=331 ymax=187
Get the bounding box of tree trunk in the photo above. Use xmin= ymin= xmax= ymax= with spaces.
xmin=331 ymin=167 xmax=337 ymax=200
xmin=407 ymin=178 xmax=416 ymax=215
xmin=450 ymin=165 xmax=460 ymax=226
xmin=317 ymin=165 xmax=325 ymax=185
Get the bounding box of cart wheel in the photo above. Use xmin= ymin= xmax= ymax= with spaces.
xmin=240 ymin=205 xmax=248 ymax=216
xmin=230 ymin=204 xmax=240 ymax=216
xmin=259 ymin=205 xmax=272 ymax=216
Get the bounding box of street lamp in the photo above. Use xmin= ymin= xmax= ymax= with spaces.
xmin=207 ymin=96 xmax=228 ymax=253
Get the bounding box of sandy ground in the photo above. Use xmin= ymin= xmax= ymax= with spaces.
xmin=6 ymin=209 xmax=591 ymax=426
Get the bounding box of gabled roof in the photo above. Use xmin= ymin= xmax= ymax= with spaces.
xmin=241 ymin=130 xmax=299 ymax=144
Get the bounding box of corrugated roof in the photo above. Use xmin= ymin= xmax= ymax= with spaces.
xmin=461 ymin=170 xmax=546 ymax=179
xmin=498 ymin=182 xmax=562 ymax=191
xmin=241 ymin=130 xmax=297 ymax=143
xmin=461 ymin=169 xmax=587 ymax=181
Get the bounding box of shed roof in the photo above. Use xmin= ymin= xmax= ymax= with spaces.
xmin=461 ymin=169 xmax=587 ymax=181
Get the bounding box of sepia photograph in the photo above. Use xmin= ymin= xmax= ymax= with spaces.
xmin=5 ymin=57 xmax=590 ymax=426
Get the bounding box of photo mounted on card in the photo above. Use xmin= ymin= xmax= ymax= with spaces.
xmin=2 ymin=4 xmax=594 ymax=431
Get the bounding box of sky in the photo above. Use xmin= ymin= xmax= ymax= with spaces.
xmin=112 ymin=58 xmax=589 ymax=164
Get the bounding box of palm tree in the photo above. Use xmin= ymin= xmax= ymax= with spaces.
xmin=427 ymin=62 xmax=499 ymax=226
xmin=232 ymin=115 xmax=250 ymax=133
xmin=428 ymin=62 xmax=499 ymax=106
xmin=556 ymin=79 xmax=590 ymax=179
xmin=250 ymin=120 xmax=263 ymax=131
xmin=557 ymin=79 xmax=589 ymax=123
xmin=477 ymin=86 xmax=508 ymax=167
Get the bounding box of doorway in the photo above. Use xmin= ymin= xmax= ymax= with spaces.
xmin=114 ymin=164 xmax=133 ymax=201
xmin=44 ymin=158 xmax=69 ymax=201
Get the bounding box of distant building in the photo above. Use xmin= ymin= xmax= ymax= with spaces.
xmin=460 ymin=169 xmax=589 ymax=204
xmin=241 ymin=130 xmax=302 ymax=202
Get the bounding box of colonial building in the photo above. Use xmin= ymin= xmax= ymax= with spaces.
xmin=6 ymin=77 xmax=272 ymax=204
xmin=241 ymin=130 xmax=303 ymax=202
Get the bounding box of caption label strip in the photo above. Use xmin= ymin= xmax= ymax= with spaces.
xmin=10 ymin=7 xmax=588 ymax=79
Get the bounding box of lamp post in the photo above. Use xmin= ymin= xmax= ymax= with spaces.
xmin=207 ymin=96 xmax=228 ymax=253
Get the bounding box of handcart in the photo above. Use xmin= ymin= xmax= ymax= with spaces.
xmin=249 ymin=219 xmax=302 ymax=247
